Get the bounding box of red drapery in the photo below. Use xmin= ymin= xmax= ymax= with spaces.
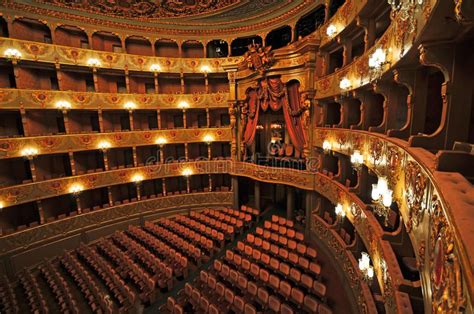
xmin=242 ymin=77 xmax=306 ymax=153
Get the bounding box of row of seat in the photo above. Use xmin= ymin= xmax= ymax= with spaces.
xmin=76 ymin=244 xmax=136 ymax=311
xmin=142 ymin=221 xmax=203 ymax=264
xmin=0 ymin=277 xmax=19 ymax=313
xmin=95 ymin=239 xmax=155 ymax=303
xmin=18 ymin=270 xmax=49 ymax=314
xmin=38 ymin=262 xmax=79 ymax=313
xmin=111 ymin=231 xmax=174 ymax=289
xmin=158 ymin=218 xmax=218 ymax=253
xmin=125 ymin=225 xmax=189 ymax=279
xmin=60 ymin=252 xmax=113 ymax=313
xmin=240 ymin=205 xmax=260 ymax=219
xmin=187 ymin=211 xmax=238 ymax=236
xmin=262 ymin=221 xmax=304 ymax=241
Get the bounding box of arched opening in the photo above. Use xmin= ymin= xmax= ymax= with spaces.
xmin=423 ymin=68 xmax=444 ymax=135
xmin=231 ymin=35 xmax=262 ymax=57
xmin=325 ymin=102 xmax=341 ymax=127
xmin=375 ymin=5 xmax=391 ymax=41
xmin=55 ymin=25 xmax=88 ymax=48
xmin=328 ymin=0 xmax=345 ymax=18
xmin=328 ymin=47 xmax=343 ymax=73
xmin=265 ymin=25 xmax=292 ymax=50
xmin=0 ymin=16 xmax=9 ymax=37
xmin=394 ymin=84 xmax=410 ymax=131
xmin=12 ymin=18 xmax=51 ymax=43
xmin=125 ymin=36 xmax=152 ymax=56
xmin=206 ymin=40 xmax=228 ymax=58
xmin=369 ymin=93 xmax=385 ymax=128
xmin=155 ymin=39 xmax=179 ymax=57
xmin=182 ymin=40 xmax=204 ymax=58
xmin=91 ymin=31 xmax=122 ymax=52
xmin=295 ymin=5 xmax=326 ymax=40
xmin=347 ymin=98 xmax=362 ymax=128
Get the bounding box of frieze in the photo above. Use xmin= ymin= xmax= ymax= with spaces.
xmin=0 ymin=128 xmax=231 ymax=159
xmin=0 ymin=38 xmax=242 ymax=73
xmin=0 ymin=88 xmax=229 ymax=110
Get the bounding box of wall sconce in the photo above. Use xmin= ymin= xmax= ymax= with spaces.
xmin=326 ymin=24 xmax=337 ymax=37
xmin=181 ymin=168 xmax=193 ymax=177
xmin=371 ymin=176 xmax=393 ymax=225
xmin=21 ymin=147 xmax=39 ymax=159
xmin=178 ymin=101 xmax=190 ymax=110
xmin=69 ymin=183 xmax=84 ymax=197
xmin=124 ymin=101 xmax=136 ymax=111
xmin=87 ymin=58 xmax=101 ymax=67
xmin=97 ymin=140 xmax=112 ymax=151
xmin=368 ymin=48 xmax=387 ymax=69
xmin=339 ymin=78 xmax=352 ymax=91
xmin=322 ymin=140 xmax=332 ymax=154
xmin=200 ymin=65 xmax=211 ymax=73
xmin=0 ymin=201 xmax=4 ymax=212
xmin=155 ymin=137 xmax=167 ymax=147
xmin=203 ymin=134 xmax=214 ymax=145
xmin=350 ymin=150 xmax=364 ymax=171
xmin=335 ymin=203 xmax=346 ymax=222
xmin=150 ymin=63 xmax=161 ymax=72
xmin=131 ymin=173 xmax=144 ymax=185
xmin=4 ymin=48 xmax=22 ymax=60
xmin=55 ymin=100 xmax=72 ymax=110
xmin=358 ymin=252 xmax=374 ymax=282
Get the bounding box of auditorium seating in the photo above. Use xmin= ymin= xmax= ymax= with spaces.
xmin=164 ymin=214 xmax=333 ymax=314
xmin=0 ymin=206 xmax=257 ymax=312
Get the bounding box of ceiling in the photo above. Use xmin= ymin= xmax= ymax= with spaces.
xmin=8 ymin=0 xmax=321 ymax=34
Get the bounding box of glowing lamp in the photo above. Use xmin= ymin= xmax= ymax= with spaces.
xmin=4 ymin=48 xmax=22 ymax=59
xmin=181 ymin=168 xmax=193 ymax=177
xmin=335 ymin=203 xmax=345 ymax=218
xmin=326 ymin=24 xmax=337 ymax=37
xmin=322 ymin=140 xmax=332 ymax=153
xmin=203 ymin=134 xmax=214 ymax=144
xmin=155 ymin=137 xmax=167 ymax=146
xmin=21 ymin=147 xmax=38 ymax=158
xmin=131 ymin=173 xmax=144 ymax=183
xmin=124 ymin=101 xmax=136 ymax=110
xmin=368 ymin=48 xmax=387 ymax=69
xmin=69 ymin=183 xmax=84 ymax=195
xmin=358 ymin=252 xmax=374 ymax=281
xmin=339 ymin=78 xmax=352 ymax=90
xmin=150 ymin=63 xmax=161 ymax=72
xmin=87 ymin=58 xmax=101 ymax=67
xmin=97 ymin=140 xmax=111 ymax=151
xmin=200 ymin=65 xmax=211 ymax=73
xmin=178 ymin=101 xmax=190 ymax=109
xmin=55 ymin=100 xmax=72 ymax=110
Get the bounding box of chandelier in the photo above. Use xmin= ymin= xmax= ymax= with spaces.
xmin=358 ymin=252 xmax=374 ymax=282
xmin=371 ymin=176 xmax=393 ymax=226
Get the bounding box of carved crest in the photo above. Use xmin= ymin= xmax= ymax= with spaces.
xmin=243 ymin=43 xmax=274 ymax=74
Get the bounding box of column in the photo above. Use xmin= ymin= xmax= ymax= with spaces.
xmin=287 ymin=186 xmax=294 ymax=220
xmin=232 ymin=176 xmax=239 ymax=210
xmin=254 ymin=181 xmax=261 ymax=211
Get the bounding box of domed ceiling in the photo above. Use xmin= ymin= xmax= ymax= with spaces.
xmin=4 ymin=0 xmax=322 ymax=35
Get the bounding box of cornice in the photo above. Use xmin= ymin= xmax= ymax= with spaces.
xmin=0 ymin=88 xmax=230 ymax=110
xmin=0 ymin=37 xmax=242 ymax=73
xmin=0 ymin=127 xmax=231 ymax=159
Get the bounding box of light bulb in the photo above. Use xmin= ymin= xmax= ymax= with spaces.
xmin=132 ymin=174 xmax=144 ymax=183
xmin=87 ymin=58 xmax=101 ymax=67
xmin=335 ymin=203 xmax=345 ymax=218
xmin=203 ymin=134 xmax=214 ymax=144
xmin=181 ymin=168 xmax=193 ymax=177
xmin=200 ymin=65 xmax=211 ymax=73
xmin=150 ymin=64 xmax=161 ymax=72
xmin=371 ymin=184 xmax=380 ymax=201
xmin=4 ymin=48 xmax=22 ymax=59
xmin=382 ymin=190 xmax=393 ymax=207
xmin=55 ymin=100 xmax=72 ymax=110
xmin=178 ymin=101 xmax=190 ymax=109
xmin=326 ymin=24 xmax=337 ymax=37
xmin=97 ymin=141 xmax=111 ymax=151
xmin=124 ymin=101 xmax=136 ymax=110
xmin=339 ymin=78 xmax=351 ymax=90
xmin=322 ymin=140 xmax=332 ymax=151
xmin=156 ymin=137 xmax=167 ymax=146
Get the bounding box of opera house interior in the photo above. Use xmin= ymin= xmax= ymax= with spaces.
xmin=0 ymin=0 xmax=473 ymax=313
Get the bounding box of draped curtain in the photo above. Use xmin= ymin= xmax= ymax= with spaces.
xmin=242 ymin=77 xmax=306 ymax=152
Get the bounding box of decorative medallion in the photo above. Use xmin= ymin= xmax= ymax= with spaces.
xmin=243 ymin=43 xmax=274 ymax=74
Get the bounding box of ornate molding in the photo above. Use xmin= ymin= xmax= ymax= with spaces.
xmin=0 ymin=191 xmax=233 ymax=256
xmin=314 ymin=0 xmax=437 ymax=99
xmin=313 ymin=127 xmax=474 ymax=311
xmin=0 ymin=38 xmax=242 ymax=73
xmin=0 ymin=88 xmax=230 ymax=110
xmin=312 ymin=216 xmax=377 ymax=314
xmin=0 ymin=128 xmax=231 ymax=159
xmin=0 ymin=160 xmax=232 ymax=207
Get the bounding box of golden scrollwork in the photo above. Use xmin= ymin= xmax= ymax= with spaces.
xmin=404 ymin=160 xmax=428 ymax=232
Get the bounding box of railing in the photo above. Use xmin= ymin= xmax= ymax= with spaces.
xmin=313 ymin=127 xmax=474 ymax=313
xmin=0 ymin=88 xmax=229 ymax=110
xmin=0 ymin=128 xmax=231 ymax=159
